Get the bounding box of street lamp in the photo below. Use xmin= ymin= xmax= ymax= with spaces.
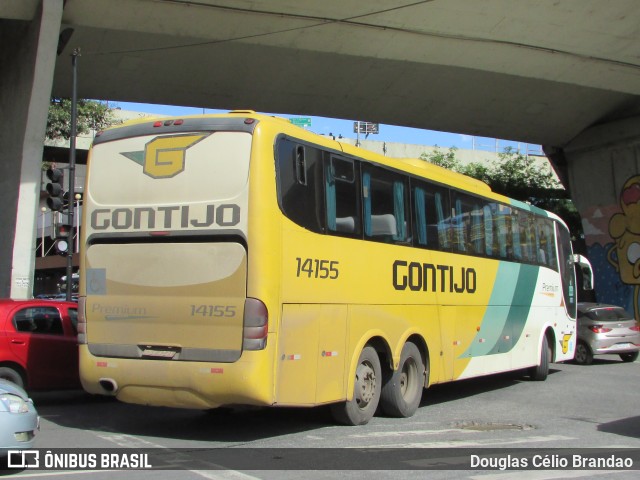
xmin=65 ymin=48 xmax=80 ymax=302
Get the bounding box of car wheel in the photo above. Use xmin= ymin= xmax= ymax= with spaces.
xmin=0 ymin=366 xmax=25 ymax=389
xmin=574 ymin=341 xmax=593 ymax=365
xmin=619 ymin=351 xmax=639 ymax=363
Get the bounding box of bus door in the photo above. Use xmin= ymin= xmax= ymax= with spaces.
xmin=556 ymin=223 xmax=577 ymax=319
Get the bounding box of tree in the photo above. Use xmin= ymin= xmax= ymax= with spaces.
xmin=421 ymin=147 xmax=582 ymax=236
xmin=46 ymin=98 xmax=116 ymax=141
xmin=487 ymin=148 xmax=560 ymax=202
xmin=420 ymin=147 xmax=492 ymax=184
xmin=421 ymin=146 xmax=462 ymax=171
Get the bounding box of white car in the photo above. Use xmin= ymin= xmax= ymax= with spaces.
xmin=0 ymin=378 xmax=39 ymax=459
xmin=575 ymin=303 xmax=640 ymax=365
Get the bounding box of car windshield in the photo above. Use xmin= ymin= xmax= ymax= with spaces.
xmin=583 ymin=307 xmax=631 ymax=321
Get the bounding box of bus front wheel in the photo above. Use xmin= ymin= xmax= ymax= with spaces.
xmin=331 ymin=345 xmax=381 ymax=426
xmin=380 ymin=342 xmax=425 ymax=418
xmin=528 ymin=335 xmax=551 ymax=381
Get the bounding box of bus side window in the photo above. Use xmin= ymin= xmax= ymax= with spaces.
xmin=275 ymin=138 xmax=324 ymax=233
xmin=436 ymin=192 xmax=452 ymax=250
xmin=451 ymin=192 xmax=486 ymax=255
xmin=511 ymin=210 xmax=522 ymax=261
xmin=470 ymin=203 xmax=484 ymax=255
xmin=414 ymin=187 xmax=428 ymax=246
xmin=326 ymin=157 xmax=361 ymax=236
xmin=452 ymin=198 xmax=467 ymax=253
xmin=527 ymin=217 xmax=537 ymax=262
xmin=495 ymin=204 xmax=511 ymax=259
xmin=533 ymin=217 xmax=557 ymax=269
xmin=483 ymin=204 xmax=494 ymax=256
xmin=412 ymin=181 xmax=451 ymax=251
xmin=362 ymin=165 xmax=409 ymax=243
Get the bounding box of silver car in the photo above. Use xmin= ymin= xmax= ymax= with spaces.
xmin=0 ymin=378 xmax=39 ymax=458
xmin=575 ymin=303 xmax=640 ymax=365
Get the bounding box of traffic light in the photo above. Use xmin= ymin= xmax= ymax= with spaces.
xmin=46 ymin=167 xmax=65 ymax=211
xmin=54 ymin=223 xmax=72 ymax=256
xmin=56 ymin=223 xmax=71 ymax=239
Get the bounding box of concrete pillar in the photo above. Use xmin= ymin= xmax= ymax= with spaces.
xmin=557 ymin=116 xmax=640 ymax=319
xmin=0 ymin=0 xmax=63 ymax=298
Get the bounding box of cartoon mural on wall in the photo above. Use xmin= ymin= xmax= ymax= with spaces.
xmin=608 ymin=175 xmax=640 ymax=319
xmin=582 ymin=175 xmax=640 ymax=320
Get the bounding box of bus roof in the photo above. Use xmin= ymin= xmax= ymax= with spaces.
xmin=98 ymin=110 xmax=557 ymax=219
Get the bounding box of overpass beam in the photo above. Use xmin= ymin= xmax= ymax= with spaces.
xmin=0 ymin=0 xmax=63 ymax=298
xmin=553 ymin=116 xmax=640 ymax=318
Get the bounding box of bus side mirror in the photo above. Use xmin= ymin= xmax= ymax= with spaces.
xmin=572 ymin=254 xmax=594 ymax=291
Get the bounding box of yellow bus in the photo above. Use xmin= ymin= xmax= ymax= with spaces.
xmin=78 ymin=111 xmax=593 ymax=425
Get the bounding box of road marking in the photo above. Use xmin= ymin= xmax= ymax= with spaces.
xmin=8 ymin=470 xmax=260 ymax=480
xmin=191 ymin=470 xmax=262 ymax=480
xmin=93 ymin=430 xmax=261 ymax=479
xmin=94 ymin=431 xmax=166 ymax=449
xmin=348 ymin=428 xmax=479 ymax=438
xmin=1 ymin=471 xmax=117 ymax=478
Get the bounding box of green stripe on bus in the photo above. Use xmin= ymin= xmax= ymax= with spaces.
xmin=486 ymin=263 xmax=539 ymax=355
xmin=461 ymin=263 xmax=539 ymax=358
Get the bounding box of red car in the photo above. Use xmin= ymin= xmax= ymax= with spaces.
xmin=0 ymin=299 xmax=79 ymax=391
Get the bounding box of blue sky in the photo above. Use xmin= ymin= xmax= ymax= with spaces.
xmin=113 ymin=101 xmax=534 ymax=152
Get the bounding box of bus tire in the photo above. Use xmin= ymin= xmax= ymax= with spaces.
xmin=528 ymin=335 xmax=550 ymax=381
xmin=380 ymin=342 xmax=424 ymax=418
xmin=330 ymin=345 xmax=381 ymax=426
xmin=0 ymin=366 xmax=26 ymax=389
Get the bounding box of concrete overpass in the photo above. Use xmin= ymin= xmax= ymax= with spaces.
xmin=2 ymin=1 xmax=640 ymax=313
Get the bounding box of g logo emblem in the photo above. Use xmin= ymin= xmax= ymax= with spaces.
xmin=142 ymin=134 xmax=206 ymax=179
xmin=561 ymin=333 xmax=572 ymax=354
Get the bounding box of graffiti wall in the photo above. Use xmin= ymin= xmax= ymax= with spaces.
xmin=582 ymin=176 xmax=640 ymax=319
xmin=562 ymin=117 xmax=640 ymax=320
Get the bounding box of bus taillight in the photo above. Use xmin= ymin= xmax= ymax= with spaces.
xmin=243 ymin=298 xmax=268 ymax=351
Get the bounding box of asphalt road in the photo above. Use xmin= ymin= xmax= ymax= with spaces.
xmin=4 ymin=355 xmax=639 ymax=479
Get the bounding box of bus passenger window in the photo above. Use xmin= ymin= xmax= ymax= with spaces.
xmin=451 ymin=192 xmax=486 ymax=255
xmin=412 ymin=182 xmax=451 ymax=251
xmin=536 ymin=217 xmax=557 ymax=269
xmin=414 ymin=188 xmax=428 ymax=246
xmin=362 ymin=165 xmax=409 ymax=243
xmin=470 ymin=204 xmax=484 ymax=254
xmin=435 ymin=192 xmax=451 ymax=249
xmin=511 ymin=211 xmax=522 ymax=261
xmin=326 ymin=157 xmax=361 ymax=236
xmin=453 ymin=198 xmax=467 ymax=252
xmin=483 ymin=204 xmax=494 ymax=256
xmin=495 ymin=204 xmax=511 ymax=259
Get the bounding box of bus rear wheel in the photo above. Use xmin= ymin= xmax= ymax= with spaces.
xmin=330 ymin=345 xmax=381 ymax=426
xmin=380 ymin=342 xmax=425 ymax=418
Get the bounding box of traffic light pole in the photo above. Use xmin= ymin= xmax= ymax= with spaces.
xmin=66 ymin=49 xmax=80 ymax=302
